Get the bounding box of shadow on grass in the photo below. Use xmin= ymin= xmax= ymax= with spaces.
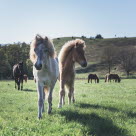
xmin=79 ymin=103 xmax=119 ymax=112
xmin=59 ymin=110 xmax=128 ymax=136
xmin=78 ymin=103 xmax=136 ymax=118
xmin=126 ymin=111 xmax=136 ymax=118
xmin=23 ymin=89 xmax=36 ymax=92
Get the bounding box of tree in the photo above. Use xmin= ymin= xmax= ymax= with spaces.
xmin=81 ymin=36 xmax=86 ymax=39
xmin=0 ymin=48 xmax=11 ymax=79
xmin=26 ymin=59 xmax=33 ymax=78
xmin=102 ymin=47 xmax=117 ymax=74
xmin=118 ymin=47 xmax=136 ymax=77
xmin=95 ymin=34 xmax=103 ymax=39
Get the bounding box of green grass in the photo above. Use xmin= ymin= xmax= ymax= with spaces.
xmin=0 ymin=79 xmax=136 ymax=136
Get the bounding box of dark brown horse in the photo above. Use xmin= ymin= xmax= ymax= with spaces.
xmin=88 ymin=74 xmax=99 ymax=83
xmin=105 ymin=74 xmax=121 ymax=83
xmin=13 ymin=62 xmax=24 ymax=90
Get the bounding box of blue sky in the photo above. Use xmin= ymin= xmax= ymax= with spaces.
xmin=0 ymin=0 xmax=136 ymax=43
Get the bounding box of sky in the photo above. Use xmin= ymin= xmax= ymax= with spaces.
xmin=0 ymin=0 xmax=136 ymax=43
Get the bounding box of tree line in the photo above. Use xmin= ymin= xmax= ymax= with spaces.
xmin=102 ymin=46 xmax=136 ymax=77
xmin=0 ymin=43 xmax=33 ymax=79
xmin=0 ymin=36 xmax=136 ymax=79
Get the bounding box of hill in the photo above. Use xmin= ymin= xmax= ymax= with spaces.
xmin=53 ymin=37 xmax=136 ymax=77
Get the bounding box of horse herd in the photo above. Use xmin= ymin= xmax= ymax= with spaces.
xmin=12 ymin=35 xmax=120 ymax=119
xmin=88 ymin=73 xmax=121 ymax=83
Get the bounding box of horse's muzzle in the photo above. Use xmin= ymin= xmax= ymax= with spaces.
xmin=35 ymin=63 xmax=42 ymax=70
xmin=81 ymin=61 xmax=87 ymax=67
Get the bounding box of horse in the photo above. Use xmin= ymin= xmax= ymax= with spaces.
xmin=105 ymin=74 xmax=121 ymax=83
xmin=88 ymin=74 xmax=99 ymax=83
xmin=30 ymin=35 xmax=59 ymax=119
xmin=13 ymin=61 xmax=24 ymax=90
xmin=58 ymin=39 xmax=87 ymax=108
xmin=23 ymin=74 xmax=28 ymax=83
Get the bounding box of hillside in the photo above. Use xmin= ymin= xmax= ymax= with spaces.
xmin=53 ymin=37 xmax=136 ymax=77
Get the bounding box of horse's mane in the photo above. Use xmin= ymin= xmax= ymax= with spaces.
xmin=30 ymin=35 xmax=56 ymax=63
xmin=58 ymin=39 xmax=86 ymax=63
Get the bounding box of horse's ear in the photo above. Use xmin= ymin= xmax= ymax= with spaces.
xmin=45 ymin=36 xmax=48 ymax=41
xmin=35 ymin=35 xmax=38 ymax=40
xmin=35 ymin=34 xmax=41 ymax=40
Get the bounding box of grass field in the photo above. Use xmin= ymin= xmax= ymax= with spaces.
xmin=0 ymin=79 xmax=136 ymax=136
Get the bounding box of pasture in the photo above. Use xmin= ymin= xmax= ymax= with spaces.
xmin=0 ymin=79 xmax=136 ymax=136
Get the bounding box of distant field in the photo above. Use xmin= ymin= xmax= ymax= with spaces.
xmin=0 ymin=79 xmax=136 ymax=136
xmin=53 ymin=37 xmax=136 ymax=76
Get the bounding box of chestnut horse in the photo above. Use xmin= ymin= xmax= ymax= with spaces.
xmin=30 ymin=35 xmax=59 ymax=119
xmin=58 ymin=39 xmax=87 ymax=108
xmin=88 ymin=74 xmax=99 ymax=83
xmin=13 ymin=61 xmax=24 ymax=90
xmin=105 ymin=74 xmax=121 ymax=83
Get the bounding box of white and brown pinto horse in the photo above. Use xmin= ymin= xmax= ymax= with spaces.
xmin=30 ymin=35 xmax=59 ymax=119
xmin=58 ymin=39 xmax=87 ymax=108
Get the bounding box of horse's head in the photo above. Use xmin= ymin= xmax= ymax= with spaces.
xmin=73 ymin=40 xmax=87 ymax=67
xmin=33 ymin=35 xmax=50 ymax=70
xmin=118 ymin=77 xmax=121 ymax=83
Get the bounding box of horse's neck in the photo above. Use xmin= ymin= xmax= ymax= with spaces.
xmin=63 ymin=51 xmax=75 ymax=71
xmin=17 ymin=65 xmax=23 ymax=75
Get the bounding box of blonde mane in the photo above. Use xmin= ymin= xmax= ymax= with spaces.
xmin=30 ymin=35 xmax=56 ymax=63
xmin=58 ymin=39 xmax=86 ymax=63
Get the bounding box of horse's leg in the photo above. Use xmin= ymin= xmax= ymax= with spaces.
xmin=21 ymin=78 xmax=23 ymax=90
xmin=91 ymin=79 xmax=92 ymax=83
xmin=58 ymin=80 xmax=65 ymax=108
xmin=72 ymin=88 xmax=75 ymax=103
xmin=18 ymin=78 xmax=20 ymax=90
xmin=68 ymin=86 xmax=72 ymax=105
xmin=37 ymin=82 xmax=44 ymax=119
xmin=15 ymin=78 xmax=17 ymax=89
xmin=42 ymin=91 xmax=45 ymax=113
xmin=88 ymin=78 xmax=90 ymax=83
xmin=47 ymin=87 xmax=52 ymax=114
xmin=68 ymin=85 xmax=75 ymax=104
xmin=105 ymin=77 xmax=107 ymax=82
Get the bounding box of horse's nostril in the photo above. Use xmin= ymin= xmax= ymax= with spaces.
xmin=35 ymin=63 xmax=42 ymax=70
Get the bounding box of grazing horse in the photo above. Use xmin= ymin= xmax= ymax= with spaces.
xmin=30 ymin=35 xmax=59 ymax=119
xmin=13 ymin=62 xmax=24 ymax=90
xmin=23 ymin=74 xmax=28 ymax=83
xmin=58 ymin=39 xmax=87 ymax=108
xmin=88 ymin=74 xmax=99 ymax=83
xmin=105 ymin=74 xmax=121 ymax=83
